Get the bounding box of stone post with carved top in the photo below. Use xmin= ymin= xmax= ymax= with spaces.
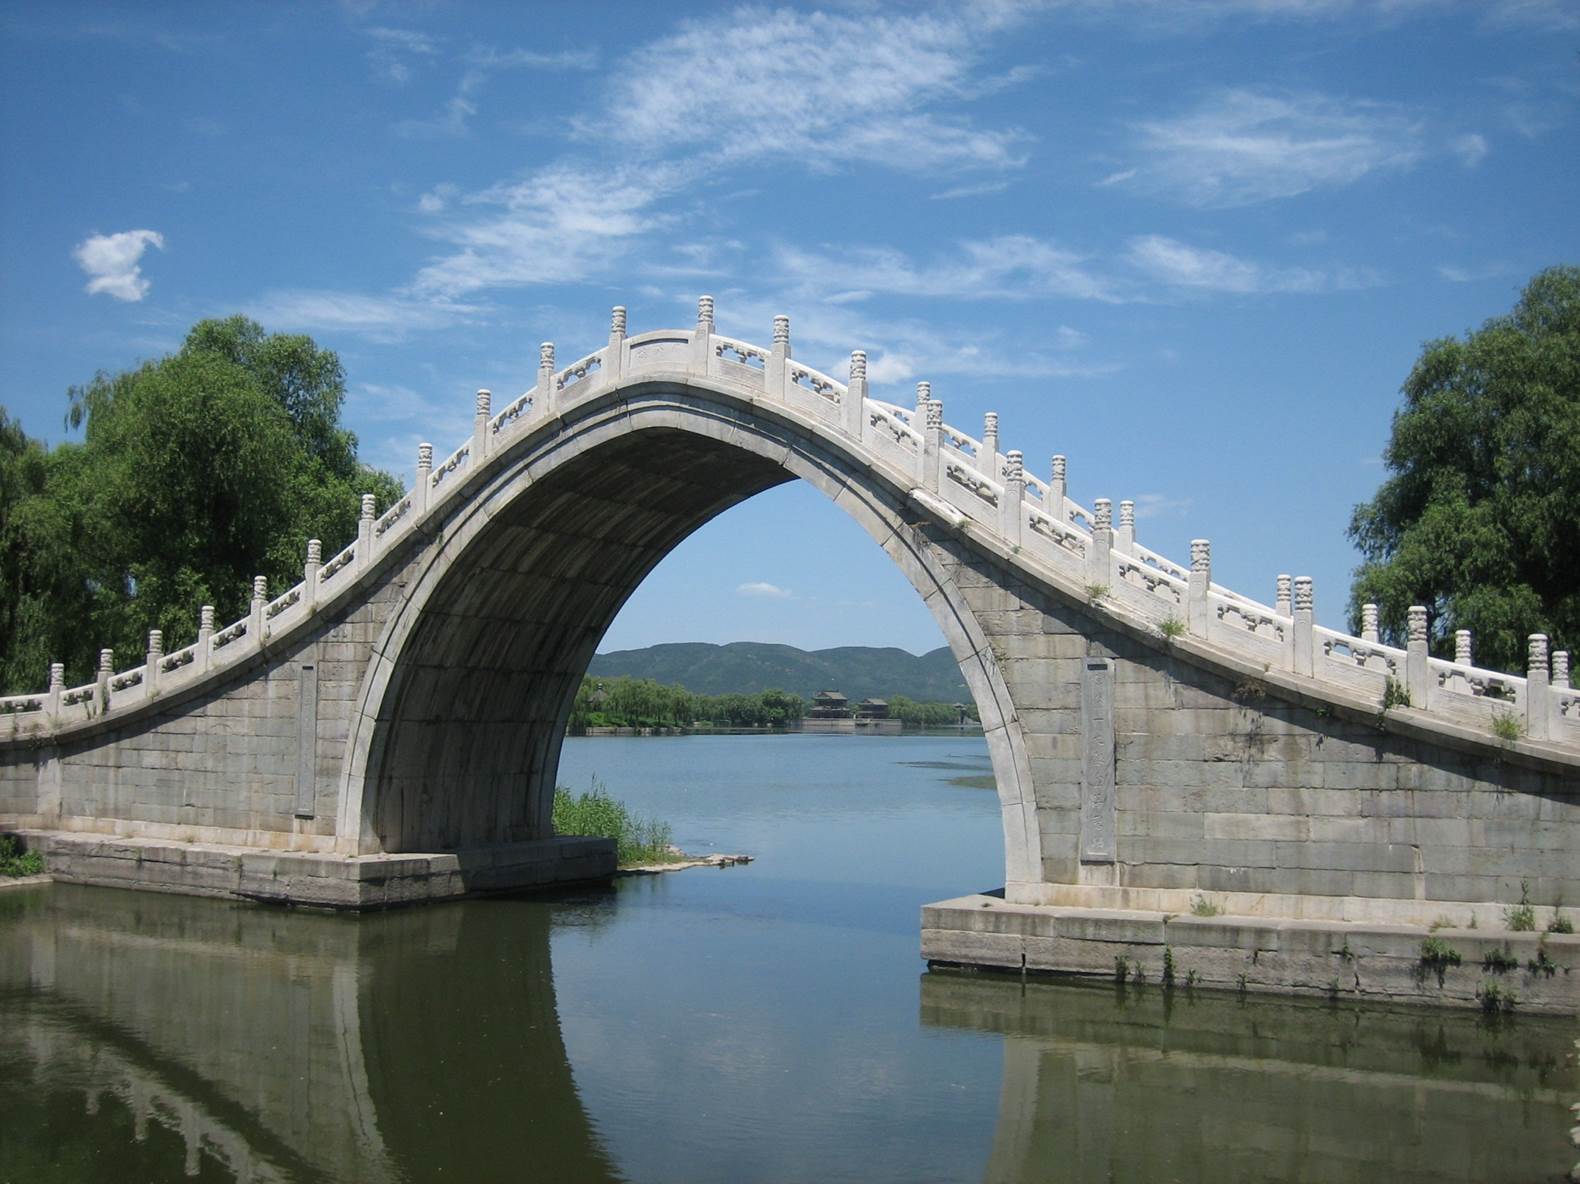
xmin=1187 ymin=539 xmax=1211 ymax=639
xmin=844 ymin=350 xmax=867 ymax=439
xmin=1527 ymin=633 xmax=1550 ymax=741
xmin=1405 ymin=605 xmax=1429 ymax=707
xmin=1001 ymin=450 xmax=1024 ymax=545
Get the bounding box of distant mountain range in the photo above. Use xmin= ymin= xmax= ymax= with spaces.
xmin=587 ymin=642 xmax=970 ymax=702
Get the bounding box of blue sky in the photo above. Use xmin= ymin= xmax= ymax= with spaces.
xmin=2 ymin=1 xmax=1576 ymax=656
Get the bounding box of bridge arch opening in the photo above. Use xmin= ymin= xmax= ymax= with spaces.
xmin=338 ymin=383 xmax=1041 ymax=886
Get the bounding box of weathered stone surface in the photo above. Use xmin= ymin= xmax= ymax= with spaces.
xmin=923 ymin=895 xmax=1580 ymax=1014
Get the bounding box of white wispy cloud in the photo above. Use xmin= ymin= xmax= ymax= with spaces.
xmin=1125 ymin=234 xmax=1381 ymax=294
xmin=578 ymin=5 xmax=1034 ymax=173
xmin=1124 ymin=88 xmax=1423 ymax=207
xmin=1131 ymin=492 xmax=1193 ymax=520
xmin=929 ymin=180 xmax=1012 ymax=201
xmin=366 ymin=27 xmax=438 ymax=84
xmin=737 ymin=581 xmax=793 ymax=599
xmin=417 ymin=182 xmax=459 ymax=213
xmin=773 ymin=236 xmax=1117 ymax=303
xmin=395 ymin=40 xmax=598 ymax=137
xmin=710 ymin=294 xmax=1122 ymax=390
xmin=1436 ymin=261 xmax=1511 ymax=284
xmin=1449 ymin=131 xmax=1489 ymax=167
xmin=73 ymin=229 xmax=164 ymax=301
xmin=245 ymin=288 xmax=487 ymax=341
xmin=412 ymin=161 xmax=691 ymax=296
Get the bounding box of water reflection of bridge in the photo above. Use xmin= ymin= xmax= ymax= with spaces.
xmin=4 ymin=879 xmax=1574 ymax=1183
xmin=0 ymin=883 xmax=618 ymax=1183
xmin=920 ymin=971 xmax=1575 ymax=1184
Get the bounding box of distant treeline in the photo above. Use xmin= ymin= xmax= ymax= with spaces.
xmin=568 ymin=676 xmax=976 ymax=732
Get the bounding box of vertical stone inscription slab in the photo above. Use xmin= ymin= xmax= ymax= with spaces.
xmin=1080 ymin=657 xmax=1116 ymax=862
xmin=294 ymin=656 xmax=318 ymax=819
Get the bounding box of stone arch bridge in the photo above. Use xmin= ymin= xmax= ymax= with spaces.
xmin=3 ymin=301 xmax=1577 ymax=1007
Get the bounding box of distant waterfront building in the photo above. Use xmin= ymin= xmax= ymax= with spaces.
xmin=803 ymin=690 xmax=854 ymax=733
xmin=855 ymin=698 xmax=902 ymax=734
xmin=807 ymin=690 xmax=850 ymax=720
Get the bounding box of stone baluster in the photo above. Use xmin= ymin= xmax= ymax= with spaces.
xmin=922 ymin=393 xmax=942 ymax=492
xmin=1454 ymin=629 xmax=1473 ymax=666
xmin=145 ymin=629 xmax=163 ymax=695
xmin=358 ymin=493 xmax=376 ymax=569
xmin=304 ymin=539 xmax=322 ymax=609
xmin=608 ymin=304 xmax=627 ymax=380
xmin=1090 ymin=499 xmax=1114 ymax=588
xmin=916 ymin=380 xmax=931 ymax=417
xmin=1293 ymin=577 xmax=1315 ymax=677
xmin=1187 ymin=539 xmax=1211 ymax=639
xmin=249 ymin=575 xmax=268 ymax=644
xmin=415 ymin=443 xmax=433 ymax=516
xmin=198 ymin=605 xmax=214 ymax=673
xmin=473 ymin=388 xmax=492 ymax=464
xmin=767 ymin=314 xmax=790 ymax=396
xmin=1405 ymin=605 xmax=1429 ymax=706
xmin=47 ymin=661 xmax=63 ymax=718
xmin=1359 ymin=602 xmax=1388 ymax=671
xmin=692 ymin=295 xmax=715 ymax=371
xmin=1001 ymin=450 xmax=1024 ymax=545
xmin=537 ymin=343 xmax=556 ymax=417
xmin=1527 ymin=633 xmax=1550 ymax=740
xmin=844 ymin=350 xmax=868 ymax=439
xmin=1275 ymin=574 xmax=1293 ymax=617
xmin=1050 ymin=455 xmax=1067 ymax=516
xmin=982 ymin=412 xmax=999 ymax=468
xmin=1116 ymin=499 xmax=1135 ymax=553
xmin=97 ymin=647 xmax=114 ymax=710
xmin=1553 ymin=650 xmax=1571 ymax=690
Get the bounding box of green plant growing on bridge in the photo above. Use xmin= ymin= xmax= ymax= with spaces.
xmin=1527 ymin=941 xmax=1557 ymax=978
xmin=1477 ymin=982 xmax=1516 ymax=1015
xmin=1503 ymin=880 xmax=1536 ymax=932
xmin=1189 ymin=894 xmax=1222 ymax=917
xmin=1083 ymin=583 xmax=1109 ymax=605
xmin=1381 ymin=677 xmax=1412 ymax=710
xmin=1157 ymin=616 xmax=1186 ymax=642
xmin=0 ymin=835 xmax=42 ymax=877
xmin=1546 ymin=910 xmax=1573 ymax=934
xmin=1481 ymin=945 xmax=1519 ymax=973
xmin=1419 ymin=936 xmax=1462 ymax=985
xmin=1162 ymin=945 xmax=1177 ymax=989
xmin=1490 ymin=711 xmax=1522 ymax=743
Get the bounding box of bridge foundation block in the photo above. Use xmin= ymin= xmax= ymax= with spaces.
xmin=922 ymin=894 xmax=1580 ymax=1014
xmin=15 ymin=830 xmax=615 ymax=910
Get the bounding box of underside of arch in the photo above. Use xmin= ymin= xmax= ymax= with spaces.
xmin=347 ymin=388 xmax=1043 ymax=888
xmin=364 ymin=427 xmax=791 ymax=852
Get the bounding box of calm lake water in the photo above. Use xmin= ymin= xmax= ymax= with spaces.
xmin=1 ymin=734 xmax=1575 ymax=1183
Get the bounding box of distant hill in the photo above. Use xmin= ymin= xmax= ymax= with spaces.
xmin=586 ymin=642 xmax=970 ymax=702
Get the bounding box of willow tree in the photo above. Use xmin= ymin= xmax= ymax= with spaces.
xmin=0 ymin=318 xmax=402 ymax=691
xmin=1348 ymin=266 xmax=1579 ymax=672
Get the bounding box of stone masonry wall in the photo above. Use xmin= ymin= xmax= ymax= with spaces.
xmin=933 ymin=536 xmax=1580 ymax=922
xmin=0 ymin=577 xmax=408 ymax=853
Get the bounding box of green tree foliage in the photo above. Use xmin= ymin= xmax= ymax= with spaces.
xmin=0 ymin=318 xmax=402 ymax=692
xmin=566 ymin=675 xmax=973 ymax=732
xmin=1348 ymin=266 xmax=1579 ymax=672
xmin=885 ymin=695 xmax=975 ymax=728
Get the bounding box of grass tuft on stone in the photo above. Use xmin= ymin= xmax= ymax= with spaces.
xmin=552 ymin=780 xmax=680 ymax=867
xmin=0 ymin=835 xmax=43 ymax=878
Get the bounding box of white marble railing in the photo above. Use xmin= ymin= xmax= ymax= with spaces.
xmin=2 ymin=299 xmax=1575 ymax=749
